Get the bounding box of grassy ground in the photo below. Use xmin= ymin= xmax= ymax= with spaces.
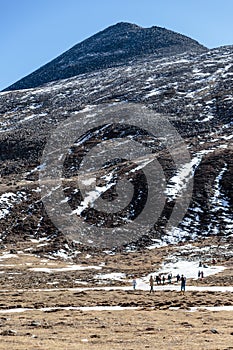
xmin=0 ymin=308 xmax=233 ymax=349
xmin=0 ymin=240 xmax=232 ymax=349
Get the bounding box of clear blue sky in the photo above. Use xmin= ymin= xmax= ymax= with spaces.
xmin=1 ymin=0 xmax=233 ymax=90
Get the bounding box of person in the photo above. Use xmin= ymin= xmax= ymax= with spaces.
xmin=168 ymin=273 xmax=172 ymax=284
xmin=149 ymin=275 xmax=154 ymax=293
xmin=200 ymin=271 xmax=204 ymax=279
xmin=176 ymin=274 xmax=180 ymax=283
xmin=132 ymin=278 xmax=136 ymax=290
xmin=198 ymin=270 xmax=201 ymax=279
xmin=212 ymin=258 xmax=216 ymax=265
xmin=199 ymin=261 xmax=202 ymax=267
xmin=180 ymin=274 xmax=186 ymax=293
xmin=162 ymin=275 xmax=166 ymax=285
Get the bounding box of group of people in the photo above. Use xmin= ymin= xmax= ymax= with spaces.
xmin=149 ymin=274 xmax=186 ymax=292
xmin=153 ymin=273 xmax=174 ymax=285
xmin=198 ymin=260 xmax=209 ymax=279
xmin=132 ymin=273 xmax=187 ymax=292
xmin=131 ymin=259 xmax=213 ymax=292
xmin=198 ymin=270 xmax=204 ymax=279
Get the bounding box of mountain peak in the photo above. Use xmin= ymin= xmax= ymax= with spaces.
xmin=107 ymin=22 xmax=142 ymax=30
xmin=4 ymin=23 xmax=207 ymax=91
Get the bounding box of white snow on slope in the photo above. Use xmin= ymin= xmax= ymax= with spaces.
xmin=165 ymin=148 xmax=217 ymax=201
xmin=210 ymin=163 xmax=228 ymax=209
xmin=0 ymin=192 xmax=26 ymax=219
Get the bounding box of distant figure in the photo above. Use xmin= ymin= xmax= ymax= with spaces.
xmin=132 ymin=278 xmax=137 ymax=290
xmin=176 ymin=274 xmax=181 ymax=283
xmin=199 ymin=261 xmax=202 ymax=267
xmin=200 ymin=271 xmax=204 ymax=279
xmin=162 ymin=275 xmax=166 ymax=285
xmin=181 ymin=274 xmax=186 ymax=293
xmin=155 ymin=275 xmax=161 ymax=285
xmin=168 ymin=273 xmax=172 ymax=284
xmin=198 ymin=270 xmax=201 ymax=279
xmin=149 ymin=275 xmax=154 ymax=293
xmin=212 ymin=258 xmax=216 ymax=265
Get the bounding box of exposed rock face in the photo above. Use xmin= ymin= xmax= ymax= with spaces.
xmin=3 ymin=22 xmax=207 ymax=91
xmin=0 ymin=24 xmax=232 ymax=252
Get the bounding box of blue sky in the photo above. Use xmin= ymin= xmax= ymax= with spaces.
xmin=1 ymin=0 xmax=232 ymax=90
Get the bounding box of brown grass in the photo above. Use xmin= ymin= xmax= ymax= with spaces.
xmin=0 ymin=308 xmax=232 ymax=350
xmin=0 ymin=240 xmax=232 ymax=349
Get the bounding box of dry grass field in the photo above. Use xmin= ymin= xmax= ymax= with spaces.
xmin=0 ymin=308 xmax=233 ymax=350
xmin=0 ymin=239 xmax=232 ymax=349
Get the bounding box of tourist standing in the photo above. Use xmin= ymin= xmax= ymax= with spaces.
xmin=181 ymin=274 xmax=186 ymax=293
xmin=149 ymin=275 xmax=154 ymax=293
xmin=162 ymin=275 xmax=166 ymax=285
xmin=168 ymin=273 xmax=172 ymax=284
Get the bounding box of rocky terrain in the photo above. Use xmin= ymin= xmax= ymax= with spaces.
xmin=0 ymin=42 xmax=232 ymax=254
xmin=4 ymin=22 xmax=207 ymax=91
xmin=0 ymin=22 xmax=232 ymax=350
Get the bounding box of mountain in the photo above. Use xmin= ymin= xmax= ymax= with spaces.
xmin=0 ymin=24 xmax=232 ymax=256
xmin=3 ymin=22 xmax=207 ymax=91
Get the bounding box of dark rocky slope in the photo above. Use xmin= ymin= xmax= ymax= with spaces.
xmin=0 ymin=30 xmax=232 ymax=254
xmin=4 ymin=22 xmax=207 ymax=91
